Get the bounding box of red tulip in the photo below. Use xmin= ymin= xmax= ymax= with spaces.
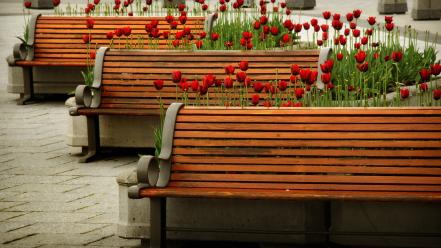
xmin=385 ymin=16 xmax=393 ymax=24
xmin=293 ymin=102 xmax=303 ymax=107
xmin=172 ymin=39 xmax=180 ymax=47
xmin=170 ymin=21 xmax=178 ymax=29
xmin=295 ymin=88 xmax=305 ymax=99
xmin=281 ymin=33 xmax=290 ymax=43
xmin=53 ymin=0 xmax=61 ymax=7
xmin=391 ymin=51 xmax=402 ymax=62
xmin=356 ymin=62 xmax=369 ymax=72
xmin=178 ymin=3 xmax=185 ymax=11
xmin=253 ymin=20 xmax=261 ymax=30
xmin=203 ymin=74 xmax=216 ymax=87
xmin=294 ymin=23 xmax=302 ymax=33
xmin=316 ymin=40 xmax=323 ymax=46
xmin=352 ymin=29 xmax=360 ymax=38
xmin=82 ymin=34 xmax=92 ymax=44
xmin=333 ymin=13 xmax=341 ymax=20
xmin=278 ymin=80 xmax=288 ymax=91
xmin=86 ymin=18 xmax=95 ymax=29
xmin=419 ymin=83 xmax=429 ymax=91
xmin=224 ymin=77 xmax=234 ymax=88
xmin=322 ymin=32 xmax=328 ymax=41
xmin=224 ymin=41 xmax=233 ymax=48
xmin=339 ymin=36 xmax=347 ymax=45
xmin=326 ymin=83 xmax=334 ymax=90
xmin=322 ymin=11 xmax=331 ymax=20
xmin=153 ymin=79 xmax=164 ymax=90
xmin=202 ymin=4 xmax=208 ymax=10
xmin=331 ymin=20 xmax=342 ymax=30
xmin=264 ymin=83 xmax=275 ymax=94
xmin=353 ymin=9 xmax=362 ymax=18
xmin=314 ymin=25 xmax=320 ymax=32
xmin=365 ymin=28 xmax=373 ymax=36
xmin=291 ymin=64 xmax=300 ymax=75
xmin=253 ymin=82 xmax=264 ymax=93
xmin=165 ymin=15 xmax=174 ymax=23
xmin=162 ymin=31 xmax=170 ymax=39
xmin=309 ymin=71 xmax=318 ymax=84
xmin=171 ymin=71 xmax=182 ymax=83
xmin=354 ymin=50 xmax=366 ymax=63
xmin=239 ymin=61 xmax=248 ymax=71
xmin=270 ymin=26 xmax=279 ymax=36
xmin=236 ymin=71 xmax=247 ymax=83
xmin=251 ymin=94 xmax=260 ymax=106
xmin=400 ymin=88 xmax=409 ymax=99
xmin=283 ymin=19 xmax=293 ymax=29
xmin=242 ymin=31 xmax=252 ymax=40
xmin=346 ymin=12 xmax=354 ymax=22
xmin=211 ymin=32 xmax=219 ymax=41
xmin=219 ymin=4 xmax=227 ymax=12
xmin=123 ymin=26 xmax=131 ymax=36
xmin=24 ymin=1 xmax=32 ymax=8
xmin=433 ymin=89 xmax=441 ymax=100
xmin=431 ymin=63 xmax=441 ymax=76
xmin=281 ymin=101 xmax=293 ymax=107
xmin=260 ymin=15 xmax=268 ymax=25
xmin=373 ymin=53 xmax=379 ymax=59
xmin=199 ymin=31 xmax=207 ymax=39
xmin=385 ymin=23 xmax=394 ymax=31
xmin=311 ymin=18 xmax=318 ymax=26
xmin=344 ymin=28 xmax=351 ymax=35
xmin=263 ymin=100 xmax=272 ymax=107
xmin=263 ymin=25 xmax=270 ymax=34
xmin=320 ymin=60 xmax=334 ymax=73
xmin=321 ymin=24 xmax=329 ymax=32
xmin=336 ymin=53 xmax=344 ymax=61
xmin=367 ymin=16 xmax=376 ymax=25
xmin=361 ymin=37 xmax=368 ymax=45
xmin=89 ymin=51 xmax=96 ymax=59
xmin=106 ymin=31 xmax=114 ymax=39
xmin=225 ymin=65 xmax=235 ymax=75
xmin=199 ymin=85 xmax=208 ymax=95
xmin=280 ymin=2 xmax=286 ymax=8
xmin=285 ymin=9 xmax=291 ymax=15
xmin=94 ymin=0 xmax=100 ymax=4
xmin=195 ymin=40 xmax=203 ymax=49
xmin=191 ymin=80 xmax=199 ymax=92
xmin=420 ymin=68 xmax=431 ymax=82
xmin=321 ymin=73 xmax=332 ymax=84
xmin=178 ymin=15 xmax=187 ymax=24
xmin=303 ymin=22 xmax=310 ymax=30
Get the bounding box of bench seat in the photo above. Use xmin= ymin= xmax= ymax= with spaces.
xmin=129 ymin=104 xmax=441 ymax=247
xmin=8 ymin=15 xmax=213 ymax=104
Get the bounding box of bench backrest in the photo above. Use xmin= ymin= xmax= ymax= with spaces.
xmin=164 ymin=106 xmax=441 ymax=200
xmin=30 ymin=15 xmax=207 ymax=65
xmin=95 ymin=49 xmax=323 ymax=114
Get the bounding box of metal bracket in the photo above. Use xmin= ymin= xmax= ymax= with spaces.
xmin=316 ymin=47 xmax=332 ymax=90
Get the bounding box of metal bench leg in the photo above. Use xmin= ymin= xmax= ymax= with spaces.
xmin=150 ymin=198 xmax=166 ymax=248
xmin=79 ymin=115 xmax=101 ymax=163
xmin=18 ymin=67 xmax=35 ymax=105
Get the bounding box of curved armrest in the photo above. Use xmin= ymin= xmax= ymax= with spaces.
xmin=204 ymin=13 xmax=218 ymax=35
xmin=128 ymin=155 xmax=159 ymax=199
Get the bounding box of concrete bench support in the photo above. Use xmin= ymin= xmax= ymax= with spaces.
xmin=26 ymin=0 xmax=54 ymax=9
xmin=412 ymin=0 xmax=441 ymax=20
xmin=378 ymin=0 xmax=408 ymax=14
xmin=286 ymin=0 xmax=316 ymax=9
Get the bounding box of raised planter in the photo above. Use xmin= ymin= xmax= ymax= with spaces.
xmin=286 ymin=0 xmax=316 ymax=10
xmin=412 ymin=0 xmax=441 ymax=20
xmin=25 ymin=0 xmax=54 ymax=9
xmin=378 ymin=0 xmax=408 ymax=14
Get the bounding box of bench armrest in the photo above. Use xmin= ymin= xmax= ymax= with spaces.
xmin=8 ymin=14 xmax=41 ymax=66
xmin=204 ymin=13 xmax=218 ymax=35
xmin=128 ymin=155 xmax=159 ymax=199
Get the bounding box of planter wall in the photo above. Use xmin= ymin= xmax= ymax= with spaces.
xmin=66 ymin=98 xmax=159 ymax=149
xmin=411 ymin=0 xmax=441 ymax=20
xmin=162 ymin=0 xmax=185 ymax=8
xmin=25 ymin=0 xmax=54 ymax=9
xmin=286 ymin=0 xmax=316 ymax=10
xmin=378 ymin=0 xmax=408 ymax=14
xmin=8 ymin=64 xmax=83 ymax=95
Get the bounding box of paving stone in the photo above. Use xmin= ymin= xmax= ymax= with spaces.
xmin=83 ymin=213 xmax=118 ymax=224
xmin=5 ymin=201 xmax=92 ymax=212
xmin=0 ymin=175 xmax=78 ymax=185
xmin=3 ymin=184 xmax=85 ymax=194
xmin=0 ymin=212 xmax=29 ymax=221
xmin=88 ymin=235 xmax=142 ymax=247
xmin=0 ymin=201 xmax=27 ymax=211
xmin=7 ymin=212 xmax=98 ymax=223
xmin=0 ymin=232 xmax=39 ymax=246
xmin=9 ymin=222 xmax=110 ymax=235
xmin=2 ymin=191 xmax=95 ymax=203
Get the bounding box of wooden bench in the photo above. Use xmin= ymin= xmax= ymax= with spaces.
xmin=7 ymin=14 xmax=215 ymax=104
xmin=69 ymin=48 xmax=331 ymax=162
xmin=128 ymin=103 xmax=441 ymax=248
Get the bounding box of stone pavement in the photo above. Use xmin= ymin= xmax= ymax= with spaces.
xmin=0 ymin=0 xmax=440 ymax=247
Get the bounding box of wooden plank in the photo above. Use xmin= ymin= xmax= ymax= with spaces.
xmin=172 ymin=147 xmax=441 ymax=158
xmin=174 ymin=123 xmax=441 ymax=131
xmin=171 ymin=164 xmax=441 ymax=175
xmin=170 ymin=173 xmax=441 ymax=185
xmin=139 ymin=187 xmax=441 ymax=201
xmin=173 ymin=138 xmax=441 ymax=149
xmin=172 ymin=156 xmax=441 ymax=166
xmin=173 ymin=131 xmax=441 ymax=139
xmin=168 ymin=181 xmax=441 ymax=192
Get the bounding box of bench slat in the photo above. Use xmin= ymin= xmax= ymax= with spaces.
xmin=139 ymin=187 xmax=441 ymax=201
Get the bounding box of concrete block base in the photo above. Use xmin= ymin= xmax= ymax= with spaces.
xmin=26 ymin=0 xmax=54 ymax=9
xmin=8 ymin=64 xmax=84 ymax=95
xmin=412 ymin=0 xmax=441 ymax=20
xmin=163 ymin=0 xmax=185 ymax=8
xmin=378 ymin=0 xmax=408 ymax=14
xmin=286 ymin=0 xmax=316 ymax=10
xmin=65 ymin=98 xmax=159 ymax=149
